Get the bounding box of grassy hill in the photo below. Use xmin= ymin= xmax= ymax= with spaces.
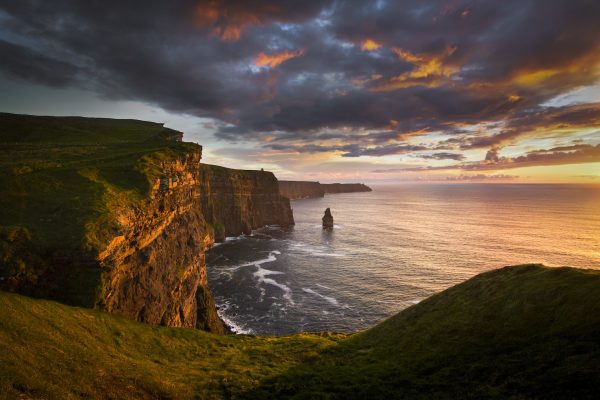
xmin=1 ymin=264 xmax=599 ymax=399
xmin=0 ymin=113 xmax=201 ymax=305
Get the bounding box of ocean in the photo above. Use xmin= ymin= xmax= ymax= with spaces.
xmin=206 ymin=184 xmax=600 ymax=335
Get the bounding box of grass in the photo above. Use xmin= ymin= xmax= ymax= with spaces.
xmin=1 ymin=264 xmax=599 ymax=399
xmin=0 ymin=288 xmax=345 ymax=399
xmin=0 ymin=112 xmax=199 ymax=251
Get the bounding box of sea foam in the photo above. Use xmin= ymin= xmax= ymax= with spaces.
xmin=302 ymin=288 xmax=339 ymax=306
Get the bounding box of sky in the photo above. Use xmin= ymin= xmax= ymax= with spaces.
xmin=0 ymin=0 xmax=599 ymax=183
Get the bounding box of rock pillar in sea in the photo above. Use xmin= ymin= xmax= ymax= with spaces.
xmin=322 ymin=208 xmax=334 ymax=228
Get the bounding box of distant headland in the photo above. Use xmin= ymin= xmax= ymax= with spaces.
xmin=279 ymin=180 xmax=372 ymax=200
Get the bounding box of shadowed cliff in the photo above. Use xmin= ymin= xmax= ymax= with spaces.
xmin=199 ymin=164 xmax=294 ymax=242
xmin=0 ymin=265 xmax=598 ymax=399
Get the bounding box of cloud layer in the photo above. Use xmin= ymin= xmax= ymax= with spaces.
xmin=1 ymin=0 xmax=600 ymax=178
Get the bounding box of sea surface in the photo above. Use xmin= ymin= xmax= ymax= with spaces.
xmin=206 ymin=184 xmax=600 ymax=335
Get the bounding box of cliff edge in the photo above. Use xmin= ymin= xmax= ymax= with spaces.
xmin=0 ymin=113 xmax=293 ymax=333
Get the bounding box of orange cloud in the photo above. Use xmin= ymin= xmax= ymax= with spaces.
xmin=360 ymin=39 xmax=382 ymax=51
xmin=254 ymin=49 xmax=305 ymax=68
xmin=372 ymin=47 xmax=458 ymax=91
xmin=195 ymin=2 xmax=265 ymax=41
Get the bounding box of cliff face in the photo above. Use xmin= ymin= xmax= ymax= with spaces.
xmin=321 ymin=183 xmax=372 ymax=194
xmin=278 ymin=181 xmax=324 ymax=200
xmin=278 ymin=181 xmax=372 ymax=199
xmin=0 ymin=113 xmax=294 ymax=333
xmin=199 ymin=164 xmax=294 ymax=241
xmin=96 ymin=150 xmax=225 ymax=331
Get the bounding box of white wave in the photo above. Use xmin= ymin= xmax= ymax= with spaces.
xmin=407 ymin=299 xmax=421 ymax=305
xmin=217 ymin=311 xmax=253 ymax=335
xmin=214 ymin=301 xmax=253 ymax=334
xmin=316 ymin=283 xmax=332 ymax=290
xmin=253 ymin=265 xmax=293 ymax=304
xmin=261 ymin=278 xmax=294 ymax=303
xmin=302 ymin=288 xmax=339 ymax=306
xmin=253 ymin=266 xmax=285 ymax=279
xmin=230 ymin=250 xmax=281 ymax=271
xmin=225 ymin=234 xmax=249 ymax=242
xmin=311 ymin=224 xmax=343 ymax=229
xmin=289 ymin=242 xmax=345 ymax=258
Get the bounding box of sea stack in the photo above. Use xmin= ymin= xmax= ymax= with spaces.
xmin=322 ymin=208 xmax=334 ymax=228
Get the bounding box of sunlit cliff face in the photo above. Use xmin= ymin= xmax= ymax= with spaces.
xmin=1 ymin=0 xmax=600 ymax=182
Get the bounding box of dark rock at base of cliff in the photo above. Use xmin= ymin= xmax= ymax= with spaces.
xmin=322 ymin=208 xmax=334 ymax=228
xmin=196 ymin=284 xmax=227 ymax=334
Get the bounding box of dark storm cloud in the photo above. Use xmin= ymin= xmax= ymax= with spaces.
xmin=0 ymin=40 xmax=81 ymax=87
xmin=1 ymin=0 xmax=600 ymax=159
xmin=265 ymin=142 xmax=427 ymax=157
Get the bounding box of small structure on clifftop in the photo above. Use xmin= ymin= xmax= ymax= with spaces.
xmin=322 ymin=208 xmax=334 ymax=228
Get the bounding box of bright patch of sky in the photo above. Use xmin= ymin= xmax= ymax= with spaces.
xmin=542 ymin=80 xmax=600 ymax=107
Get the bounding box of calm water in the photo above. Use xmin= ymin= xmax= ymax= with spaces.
xmin=206 ymin=184 xmax=600 ymax=335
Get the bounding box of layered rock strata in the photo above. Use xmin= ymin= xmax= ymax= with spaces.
xmin=200 ymin=164 xmax=294 ymax=241
xmin=96 ymin=150 xmax=224 ymax=331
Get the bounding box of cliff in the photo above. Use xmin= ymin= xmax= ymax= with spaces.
xmin=199 ymin=164 xmax=294 ymax=241
xmin=278 ymin=180 xmax=324 ymax=199
xmin=0 ymin=113 xmax=292 ymax=333
xmin=278 ymin=180 xmax=372 ymax=199
xmin=1 ymin=265 xmax=599 ymax=399
xmin=321 ymin=182 xmax=372 ymax=194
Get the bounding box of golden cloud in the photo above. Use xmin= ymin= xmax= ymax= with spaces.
xmin=254 ymin=49 xmax=305 ymax=68
xmin=372 ymin=47 xmax=459 ymax=91
xmin=360 ymin=39 xmax=382 ymax=51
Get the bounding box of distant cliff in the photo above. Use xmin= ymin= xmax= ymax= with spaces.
xmin=279 ymin=180 xmax=372 ymax=199
xmin=321 ymin=183 xmax=372 ymax=194
xmin=199 ymin=164 xmax=294 ymax=242
xmin=0 ymin=113 xmax=293 ymax=333
xmin=278 ymin=181 xmax=325 ymax=199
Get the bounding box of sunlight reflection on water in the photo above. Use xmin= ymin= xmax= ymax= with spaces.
xmin=207 ymin=184 xmax=600 ymax=335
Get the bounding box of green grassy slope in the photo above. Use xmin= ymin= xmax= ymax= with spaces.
xmin=1 ymin=264 xmax=599 ymax=399
xmin=0 ymin=289 xmax=344 ymax=399
xmin=248 ymin=264 xmax=600 ymax=399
